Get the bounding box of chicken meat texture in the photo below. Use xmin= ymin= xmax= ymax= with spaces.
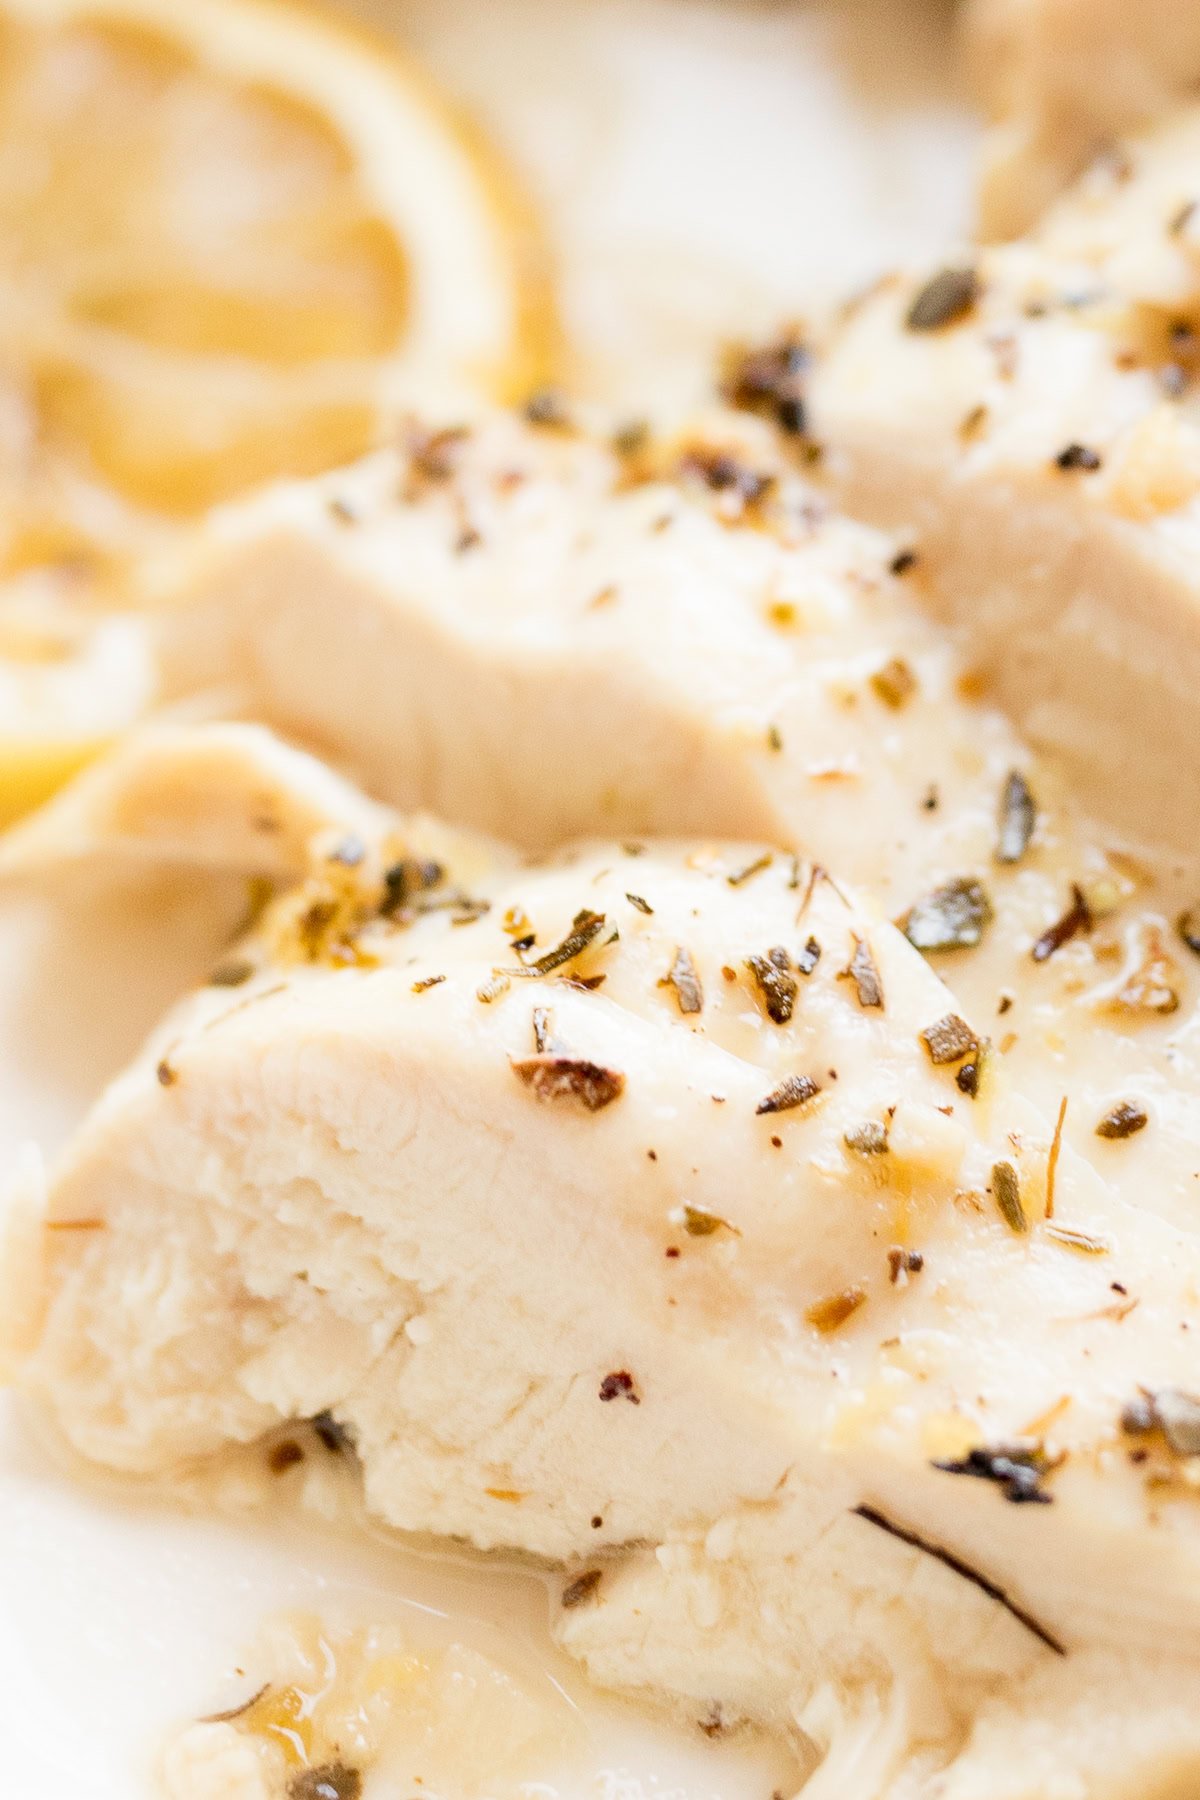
xmin=964 ymin=0 xmax=1200 ymax=238
xmin=144 ymin=395 xmax=1200 ymax=1229
xmin=13 ymin=726 xmax=1200 ymax=1800
xmin=156 ymin=406 xmax=1030 ymax=917
xmin=810 ymin=106 xmax=1200 ymax=862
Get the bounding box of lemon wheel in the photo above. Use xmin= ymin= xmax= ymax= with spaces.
xmin=0 ymin=0 xmax=554 ymax=821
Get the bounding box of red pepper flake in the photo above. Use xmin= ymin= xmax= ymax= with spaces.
xmin=513 ymin=1054 xmax=624 ymax=1111
xmin=599 ymin=1370 xmax=640 ymax=1404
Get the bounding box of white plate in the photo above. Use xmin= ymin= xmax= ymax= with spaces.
xmin=0 ymin=1 xmax=973 ymax=1791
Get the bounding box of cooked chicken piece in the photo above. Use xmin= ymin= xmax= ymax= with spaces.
xmin=808 ymin=114 xmax=1200 ymax=862
xmin=964 ymin=0 xmax=1200 ymax=237
xmin=18 ymin=806 xmax=1200 ymax=1799
xmin=156 ymin=409 xmax=1030 ymax=920
xmin=0 ymin=721 xmax=395 ymax=883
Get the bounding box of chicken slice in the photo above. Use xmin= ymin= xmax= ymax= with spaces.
xmin=0 ymin=720 xmax=395 ymax=883
xmin=154 ymin=409 xmax=1030 ymax=919
xmin=963 ymin=0 xmax=1200 ymax=237
xmin=20 ymin=822 xmax=1200 ymax=1800
xmin=808 ymin=113 xmax=1200 ymax=861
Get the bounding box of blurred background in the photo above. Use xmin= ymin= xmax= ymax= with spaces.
xmin=332 ymin=0 xmax=971 ymax=407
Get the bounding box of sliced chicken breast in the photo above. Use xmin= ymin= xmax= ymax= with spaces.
xmin=18 ymin=808 xmax=1200 ymax=1800
xmin=809 ymin=111 xmax=1200 ymax=861
xmin=964 ymin=0 xmax=1200 ymax=237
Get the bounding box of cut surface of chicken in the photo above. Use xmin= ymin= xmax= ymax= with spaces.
xmin=963 ymin=0 xmax=1200 ymax=237
xmin=808 ymin=110 xmax=1200 ymax=871
xmin=0 ymin=719 xmax=396 ymax=882
xmin=144 ymin=403 xmax=1200 ymax=1248
xmin=18 ymin=820 xmax=1200 ymax=1800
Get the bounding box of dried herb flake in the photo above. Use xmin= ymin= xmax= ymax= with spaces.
xmin=906 ymin=267 xmax=978 ymax=332
xmin=598 ymin=1370 xmax=640 ymax=1404
xmin=996 ymin=770 xmax=1036 ymax=865
xmin=845 ymin=1120 xmax=889 ymax=1156
xmin=902 ymin=877 xmax=992 ymax=952
xmin=502 ymin=910 xmax=610 ymax=978
xmin=919 ymin=1012 xmax=977 ymax=1065
xmin=991 ymin=1159 xmax=1027 ymax=1234
xmin=745 ymin=949 xmax=798 ymax=1024
xmin=662 ymin=946 xmax=704 ymax=1015
xmin=288 ymin=1766 xmax=362 ymax=1800
xmin=756 ymin=1072 xmax=821 ymax=1115
xmin=561 ymin=1569 xmax=603 ymax=1608
xmin=1096 ymin=1101 xmax=1148 ymax=1139
xmin=806 ymin=1285 xmax=866 ymax=1333
xmin=933 ymin=1443 xmax=1052 ymax=1504
xmin=840 ymin=934 xmax=884 ymax=1009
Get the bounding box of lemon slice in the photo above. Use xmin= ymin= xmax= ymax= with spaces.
xmin=0 ymin=0 xmax=553 ymax=822
xmin=0 ymin=0 xmax=552 ymax=520
xmin=0 ymin=582 xmax=155 ymax=825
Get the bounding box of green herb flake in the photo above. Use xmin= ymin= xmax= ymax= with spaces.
xmin=797 ymin=936 xmax=821 ymax=975
xmin=991 ymin=1159 xmax=1027 ymax=1234
xmin=1095 ymin=1101 xmax=1148 ymax=1139
xmin=845 ymin=1121 xmax=889 ymax=1156
xmin=501 ymin=910 xmax=610 ymax=978
xmin=561 ymin=1569 xmax=603 ymax=1608
xmin=683 ymin=1204 xmax=739 ymax=1238
xmin=288 ymin=1766 xmax=363 ymax=1800
xmin=208 ymin=959 xmax=255 ymax=988
xmin=727 ymin=852 xmax=773 ymax=887
xmin=756 ymin=1072 xmax=821 ymax=1115
xmin=906 ymin=267 xmax=979 ymax=332
xmin=840 ymin=934 xmax=884 ymax=1008
xmin=996 ymin=770 xmax=1037 ymax=864
xmin=745 ymin=948 xmax=798 ymax=1024
xmin=933 ymin=1442 xmax=1051 ymax=1504
xmin=901 ymin=876 xmax=993 ymax=952
xmin=661 ymin=945 xmax=703 ymax=1015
